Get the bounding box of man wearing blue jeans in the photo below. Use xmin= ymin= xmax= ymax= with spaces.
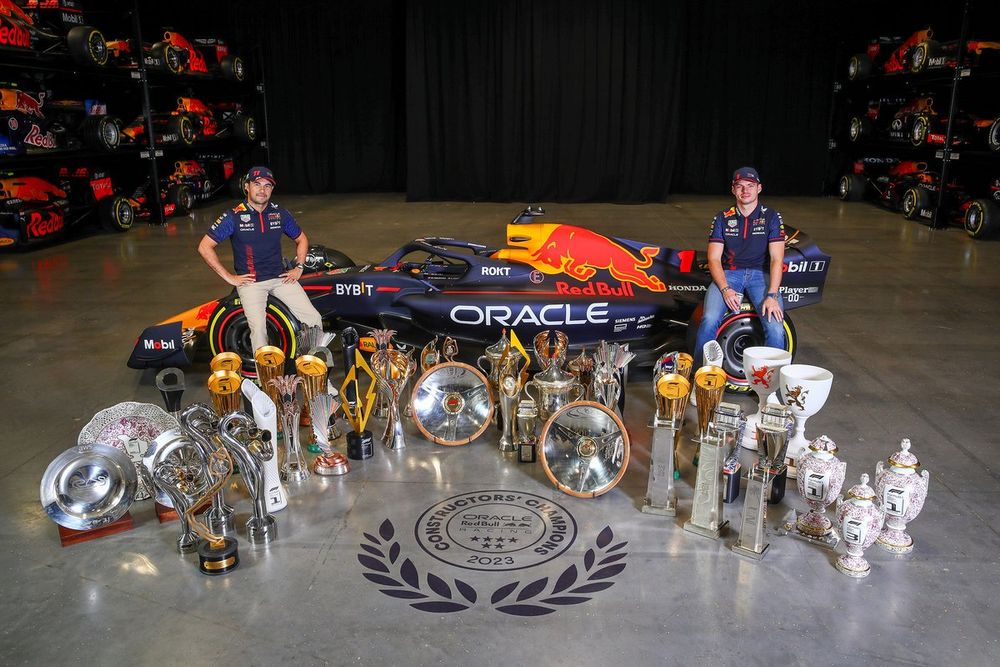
xmin=693 ymin=167 xmax=786 ymax=368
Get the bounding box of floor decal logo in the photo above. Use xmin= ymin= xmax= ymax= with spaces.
xmin=358 ymin=490 xmax=628 ymax=617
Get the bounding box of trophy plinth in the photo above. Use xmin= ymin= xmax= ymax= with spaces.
xmin=57 ymin=513 xmax=135 ymax=548
xmin=198 ymin=536 xmax=239 ymax=576
xmin=683 ymin=434 xmax=728 ymax=538
xmin=247 ymin=514 xmax=278 ymax=546
xmin=347 ymin=430 xmax=374 ymax=460
xmin=643 ymin=417 xmax=680 ymax=516
xmin=314 ymin=452 xmax=351 ymax=475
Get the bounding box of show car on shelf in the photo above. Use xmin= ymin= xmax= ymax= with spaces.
xmin=848 ymin=27 xmax=1000 ymax=80
xmin=128 ymin=208 xmax=831 ymax=392
xmin=0 ymin=83 xmax=121 ymax=155
xmin=120 ymin=97 xmax=254 ymax=148
xmin=0 ymin=0 xmax=110 ymax=66
xmin=126 ymin=155 xmax=239 ymax=220
xmin=0 ymin=167 xmax=132 ymax=249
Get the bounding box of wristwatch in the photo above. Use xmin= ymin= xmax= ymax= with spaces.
xmin=294 ymin=262 xmax=305 ymax=270
xmin=766 ymin=292 xmax=779 ymax=299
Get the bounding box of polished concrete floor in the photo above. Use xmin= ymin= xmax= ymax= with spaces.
xmin=1 ymin=194 xmax=998 ymax=666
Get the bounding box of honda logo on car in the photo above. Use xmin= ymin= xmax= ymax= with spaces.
xmin=450 ymin=303 xmax=610 ymax=326
xmin=784 ymin=260 xmax=826 ymax=273
xmin=143 ymin=338 xmax=176 ymax=350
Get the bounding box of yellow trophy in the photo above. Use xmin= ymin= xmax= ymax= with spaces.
xmin=207 ymin=370 xmax=242 ymax=416
xmin=694 ymin=365 xmax=728 ymax=443
xmin=210 ymin=351 xmax=243 ymax=374
xmin=341 ymin=349 xmax=378 ymax=460
xmin=643 ymin=372 xmax=691 ymax=516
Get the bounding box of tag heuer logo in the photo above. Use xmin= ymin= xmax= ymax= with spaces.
xmin=727 ymin=219 xmax=737 ymax=227
xmin=240 ymin=214 xmax=251 ymax=222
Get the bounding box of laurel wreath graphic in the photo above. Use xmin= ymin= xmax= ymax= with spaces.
xmin=358 ymin=519 xmax=628 ymax=616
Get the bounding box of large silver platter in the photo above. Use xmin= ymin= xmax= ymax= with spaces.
xmin=40 ymin=443 xmax=137 ymax=530
xmin=410 ymin=362 xmax=494 ymax=445
xmin=142 ymin=429 xmax=206 ymax=508
xmin=539 ymin=400 xmax=630 ymax=498
xmin=78 ymin=402 xmax=178 ymax=501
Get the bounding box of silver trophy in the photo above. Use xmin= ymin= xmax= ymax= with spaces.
xmin=539 ymin=402 xmax=630 ymax=498
xmin=270 ymin=375 xmax=310 ymax=483
xmin=478 ymin=330 xmax=510 ymax=426
xmin=684 ymin=402 xmax=744 ymax=539
xmin=179 ymin=404 xmax=235 ymax=537
xmin=732 ymin=405 xmax=793 ymax=559
xmin=515 ymin=397 xmax=539 ymax=463
xmin=592 ymin=342 xmax=635 ymax=417
xmin=151 ymin=452 xmax=208 ymax=554
xmin=371 ymin=330 xmax=416 ymax=451
xmin=155 ymin=368 xmax=186 ymax=422
xmin=306 ymin=345 xmax=344 ymax=439
xmin=310 ymin=393 xmax=350 ymax=475
xmin=642 ymin=372 xmax=690 ymax=516
xmin=218 ymin=412 xmax=277 ymax=546
xmin=240 ymin=380 xmax=288 ymax=512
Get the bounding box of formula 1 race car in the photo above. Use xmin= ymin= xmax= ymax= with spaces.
xmin=103 ymin=30 xmax=243 ymax=80
xmin=838 ymin=157 xmax=934 ymax=212
xmin=0 ymin=0 xmax=110 ymax=66
xmin=128 ymin=208 xmax=831 ymax=392
xmin=848 ymin=27 xmax=1000 ymax=80
xmin=121 ymin=97 xmax=254 ymax=148
xmin=127 ymin=155 xmax=239 ymax=219
xmin=0 ymin=167 xmax=132 ymax=248
xmin=0 ymin=83 xmax=120 ymax=155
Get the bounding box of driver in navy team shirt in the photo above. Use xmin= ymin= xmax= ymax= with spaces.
xmin=693 ymin=166 xmax=787 ymax=367
xmin=197 ymin=166 xmax=323 ymax=353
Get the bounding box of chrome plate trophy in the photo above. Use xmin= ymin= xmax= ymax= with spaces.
xmin=733 ymin=405 xmax=793 ymax=560
xmin=496 ymin=330 xmax=532 ymax=453
xmin=341 ymin=349 xmax=378 ymax=459
xmin=642 ymin=371 xmax=690 ymax=516
xmin=219 ymin=412 xmax=277 ymax=546
xmin=684 ymin=402 xmax=744 ymax=538
xmin=270 ymin=375 xmax=310 ymax=482
xmin=147 ymin=435 xmax=209 ymax=554
xmin=779 ymin=434 xmax=845 ymax=549
xmin=179 ymin=404 xmax=235 ymax=536
xmin=539 ymin=401 xmax=630 ymax=498
xmin=778 ymin=364 xmax=834 ymax=475
xmin=78 ymin=401 xmax=178 ymax=502
xmin=155 ymin=368 xmax=186 ymax=421
xmin=741 ymin=346 xmax=791 ymax=446
xmin=240 ymin=379 xmax=289 ymax=510
xmin=371 ymin=329 xmax=416 ymax=451
xmin=411 ymin=357 xmax=494 ymax=446
xmin=875 ymin=438 xmax=929 ymax=554
xmin=41 ymin=443 xmax=137 ymax=531
xmin=835 ymin=474 xmax=886 ymax=578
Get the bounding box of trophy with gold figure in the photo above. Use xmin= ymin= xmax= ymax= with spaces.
xmin=370 ymin=329 xmax=416 ymax=451
xmin=341 ymin=349 xmax=378 ymax=460
xmin=496 ymin=330 xmax=532 ymax=453
xmin=642 ymin=369 xmax=690 ymax=516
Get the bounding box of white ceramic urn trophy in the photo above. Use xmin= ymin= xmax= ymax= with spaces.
xmin=778 ymin=364 xmax=833 ymax=475
xmin=784 ymin=434 xmax=846 ymax=549
xmin=835 ymin=473 xmax=885 ymax=578
xmin=875 ymin=438 xmax=929 ymax=554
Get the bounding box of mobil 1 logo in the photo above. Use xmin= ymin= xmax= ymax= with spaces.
xmin=416 ymin=490 xmax=577 ymax=571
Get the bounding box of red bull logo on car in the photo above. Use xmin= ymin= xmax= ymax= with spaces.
xmin=493 ymin=223 xmax=666 ymax=292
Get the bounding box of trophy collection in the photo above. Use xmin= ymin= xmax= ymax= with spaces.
xmin=41 ymin=321 xmax=928 ymax=578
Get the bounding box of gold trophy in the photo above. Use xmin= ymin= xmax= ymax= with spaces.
xmin=207 ymin=370 xmax=243 ymax=416
xmin=496 ymin=330 xmax=532 ymax=452
xmin=210 ymin=351 xmax=243 ymax=374
xmin=255 ymin=346 xmax=286 ymax=407
xmin=533 ymin=330 xmax=569 ymax=370
xmin=296 ymin=355 xmax=328 ymax=453
xmin=420 ymin=336 xmax=442 ymax=371
xmin=693 ymin=365 xmax=727 ymax=443
xmin=341 ymin=350 xmax=378 ymax=460
xmin=643 ymin=372 xmax=690 ymax=516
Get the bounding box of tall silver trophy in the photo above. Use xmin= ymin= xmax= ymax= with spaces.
xmin=732 ymin=405 xmax=793 ymax=560
xmin=593 ymin=342 xmax=635 ymax=417
xmin=218 ymin=412 xmax=277 ymax=546
xmin=179 ymin=404 xmax=235 ymax=537
xmin=370 ymin=329 xmax=416 ymax=451
xmin=684 ymin=402 xmax=744 ymax=539
xmin=642 ymin=372 xmax=690 ymax=516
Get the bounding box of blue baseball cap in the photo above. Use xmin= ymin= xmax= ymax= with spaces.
xmin=245 ymin=166 xmax=276 ymax=185
xmin=732 ymin=167 xmax=761 ymax=184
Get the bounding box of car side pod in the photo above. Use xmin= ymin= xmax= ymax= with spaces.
xmin=127 ymin=322 xmax=189 ymax=369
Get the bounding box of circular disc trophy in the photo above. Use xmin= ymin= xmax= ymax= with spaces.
xmin=411 ymin=362 xmax=494 ymax=445
xmin=778 ymin=364 xmax=833 ymax=474
xmin=40 ymin=443 xmax=137 ymax=531
xmin=740 ymin=346 xmax=792 ymax=446
xmin=539 ymin=401 xmax=629 ymax=498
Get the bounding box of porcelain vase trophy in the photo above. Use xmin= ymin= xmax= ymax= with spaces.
xmin=733 ymin=405 xmax=793 ymax=559
xmin=740 ymin=346 xmax=792 ymax=446
xmin=875 ymin=438 xmax=929 ymax=553
xmin=781 ymin=434 xmax=845 ymax=549
xmin=836 ymin=474 xmax=886 ymax=577
xmin=778 ymin=364 xmax=833 ymax=475
xmin=642 ymin=371 xmax=690 ymax=516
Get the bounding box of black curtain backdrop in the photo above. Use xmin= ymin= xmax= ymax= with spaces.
xmin=166 ymin=0 xmax=970 ymax=199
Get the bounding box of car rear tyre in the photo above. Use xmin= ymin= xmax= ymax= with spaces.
xmin=910 ymin=40 xmax=939 ymax=74
xmin=839 ymin=174 xmax=866 ymax=202
xmin=232 ymin=114 xmax=256 ymax=142
xmin=220 ymin=55 xmax=245 ymax=81
xmin=988 ymin=117 xmax=1000 ymax=152
xmin=98 ymin=196 xmax=134 ymax=233
xmin=964 ymin=199 xmax=1000 ymax=239
xmin=67 ymin=26 xmax=108 ymax=66
xmin=167 ymin=184 xmax=194 ymax=214
xmin=910 ymin=115 xmax=930 ymax=147
xmin=901 ymin=187 xmax=931 ymax=220
xmin=170 ymin=114 xmax=196 ymax=145
xmin=848 ymin=54 xmax=871 ymax=80
xmin=80 ymin=115 xmax=120 ymax=151
xmin=151 ymin=42 xmax=183 ymax=74
xmin=848 ymin=116 xmax=872 ymax=142
xmin=207 ymin=296 xmax=301 ymax=377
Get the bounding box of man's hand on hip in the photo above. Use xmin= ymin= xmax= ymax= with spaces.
xmin=228 ymin=273 xmax=255 ymax=287
xmin=280 ymin=266 xmax=304 ymax=284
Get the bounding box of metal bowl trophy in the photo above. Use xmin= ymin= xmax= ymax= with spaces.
xmin=219 ymin=412 xmax=277 ymax=546
xmin=180 ymin=404 xmax=235 ymax=536
xmin=875 ymin=438 xmax=929 ymax=554
xmin=642 ymin=365 xmax=690 ymax=516
xmin=740 ymin=346 xmax=792 ymax=445
xmin=495 ymin=330 xmax=531 ymax=453
xmin=411 ymin=341 xmax=494 ymax=446
xmin=778 ymin=364 xmax=833 ymax=475
xmin=240 ymin=379 xmax=288 ymax=510
xmin=732 ymin=404 xmax=793 ymax=560
xmin=684 ymin=402 xmax=744 ymax=538
xmin=524 ymin=330 xmax=583 ymax=423
xmin=155 ymin=368 xmax=186 ymax=421
xmin=780 ymin=434 xmax=846 ymax=549
xmin=340 ymin=348 xmax=378 ymax=459
xmin=269 ymin=375 xmax=310 ymax=482
xmin=370 ymin=329 xmax=416 ymax=451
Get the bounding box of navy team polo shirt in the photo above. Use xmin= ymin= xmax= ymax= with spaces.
xmin=708 ymin=204 xmax=785 ymax=270
xmin=207 ymin=200 xmax=303 ymax=281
